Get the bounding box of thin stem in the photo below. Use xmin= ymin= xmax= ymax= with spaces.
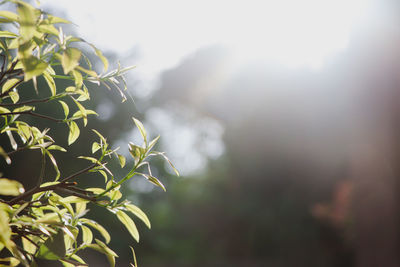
xmin=0 ymin=111 xmax=64 ymax=123
xmin=8 ymin=164 xmax=97 ymax=205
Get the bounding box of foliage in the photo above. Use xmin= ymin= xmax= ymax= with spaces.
xmin=0 ymin=1 xmax=177 ymax=266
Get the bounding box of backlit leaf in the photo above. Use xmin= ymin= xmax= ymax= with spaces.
xmin=125 ymin=204 xmax=151 ymax=229
xmin=62 ymin=47 xmax=81 ymax=74
xmin=0 ymin=178 xmax=24 ymax=196
xmin=81 ymin=225 xmax=93 ymax=245
xmin=17 ymin=2 xmax=37 ymax=42
xmin=116 ymin=210 xmax=139 ymax=242
xmin=68 ymin=121 xmax=80 ymax=145
xmin=37 ymin=231 xmax=66 ymax=260
xmin=81 ymin=219 xmax=110 ymax=244
xmin=2 ymin=78 xmax=20 ymax=94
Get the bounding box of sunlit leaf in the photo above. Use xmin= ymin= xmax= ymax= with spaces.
xmin=0 ymin=31 xmax=18 ymax=38
xmin=92 ymin=142 xmax=101 ymax=154
xmin=0 ymin=257 xmax=20 ymax=267
xmin=87 ymin=239 xmax=117 ymax=267
xmin=43 ymin=70 xmax=56 ymax=96
xmin=76 ymin=66 xmax=97 ymax=78
xmin=129 ymin=246 xmax=138 ymax=267
xmin=0 ymin=146 xmax=11 ymax=164
xmin=68 ymin=121 xmax=80 ymax=145
xmin=116 ymin=210 xmax=139 ymax=242
xmin=2 ymin=78 xmax=20 ymax=94
xmin=132 ymin=117 xmax=147 ymax=145
xmin=37 ymin=231 xmax=66 ymax=260
xmin=117 ymin=154 xmax=126 ymax=168
xmin=8 ymin=91 xmax=19 ymax=103
xmin=62 ymin=47 xmax=81 ymax=74
xmin=90 ymin=43 xmax=108 ymax=72
xmin=0 ymin=178 xmax=24 ymax=196
xmin=47 ymin=14 xmax=71 ymax=24
xmin=0 ymin=11 xmax=19 ymax=22
xmin=48 ymin=145 xmax=67 ymax=152
xmin=81 ymin=225 xmax=93 ymax=245
xmin=21 ymin=56 xmax=49 ymax=81
xmin=0 ymin=210 xmax=11 ymax=245
xmin=125 ymin=204 xmax=151 ymax=229
xmin=17 ymin=2 xmax=37 ymax=42
xmin=80 ymin=219 xmax=110 ymax=244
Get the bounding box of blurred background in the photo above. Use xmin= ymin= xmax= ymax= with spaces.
xmin=4 ymin=0 xmax=400 ymax=266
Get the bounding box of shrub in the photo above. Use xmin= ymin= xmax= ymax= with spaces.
xmin=0 ymin=1 xmax=177 ymax=266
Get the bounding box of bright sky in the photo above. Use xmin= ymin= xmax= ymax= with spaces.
xmin=40 ymin=0 xmax=372 ymax=74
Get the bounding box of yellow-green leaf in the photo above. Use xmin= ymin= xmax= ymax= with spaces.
xmin=0 ymin=178 xmax=24 ymax=196
xmin=125 ymin=204 xmax=151 ymax=229
xmin=8 ymin=91 xmax=19 ymax=103
xmin=116 ymin=210 xmax=139 ymax=242
xmin=0 ymin=31 xmax=18 ymax=38
xmin=92 ymin=142 xmax=101 ymax=154
xmin=62 ymin=47 xmax=81 ymax=74
xmin=81 ymin=225 xmax=93 ymax=245
xmin=90 ymin=44 xmax=108 ymax=72
xmin=68 ymin=121 xmax=80 ymax=145
xmin=117 ymin=154 xmax=126 ymax=168
xmin=17 ymin=2 xmax=37 ymax=42
xmin=37 ymin=231 xmax=66 ymax=260
xmin=132 ymin=117 xmax=147 ymax=145
xmin=43 ymin=70 xmax=56 ymax=96
xmin=0 ymin=11 xmax=19 ymax=22
xmin=21 ymin=56 xmax=48 ymax=81
xmin=81 ymin=219 xmax=110 ymax=244
xmin=2 ymin=78 xmax=20 ymax=94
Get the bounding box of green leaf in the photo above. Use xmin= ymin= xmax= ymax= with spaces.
xmin=71 ymin=70 xmax=83 ymax=89
xmin=2 ymin=78 xmax=20 ymax=94
xmin=87 ymin=239 xmax=117 ymax=267
xmin=37 ymin=231 xmax=66 ymax=260
xmin=76 ymin=66 xmax=97 ymax=77
xmin=17 ymin=2 xmax=37 ymax=42
xmin=47 ymin=145 xmax=67 ymax=152
xmin=81 ymin=219 xmax=111 ymax=244
xmin=117 ymin=154 xmax=126 ymax=168
xmin=81 ymin=225 xmax=93 ymax=245
xmin=116 ymin=210 xmax=139 ymax=242
xmin=129 ymin=246 xmax=138 ymax=267
xmin=59 ymin=100 xmax=69 ymax=119
xmin=0 ymin=146 xmax=11 ymax=164
xmin=68 ymin=121 xmax=80 ymax=145
xmin=62 ymin=47 xmax=82 ymax=74
xmin=92 ymin=142 xmax=101 ymax=154
xmin=147 ymin=135 xmax=160 ymax=152
xmin=132 ymin=117 xmax=147 ymax=145
xmin=89 ymin=43 xmax=108 ymax=72
xmin=0 ymin=178 xmax=24 ymax=196
xmin=37 ymin=24 xmax=59 ymax=36
xmin=0 ymin=210 xmax=11 ymax=245
xmin=0 ymin=256 xmax=21 ymax=267
xmin=43 ymin=70 xmax=56 ymax=96
xmin=0 ymin=31 xmax=18 ymax=38
xmin=125 ymin=204 xmax=151 ymax=229
xmin=44 ymin=150 xmax=60 ymax=180
xmin=21 ymin=56 xmax=49 ymax=81
xmin=0 ymin=11 xmax=19 ymax=22
xmin=47 ymin=14 xmax=71 ymax=24
xmin=8 ymin=91 xmax=19 ymax=103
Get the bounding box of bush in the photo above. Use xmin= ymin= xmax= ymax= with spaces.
xmin=0 ymin=1 xmax=177 ymax=266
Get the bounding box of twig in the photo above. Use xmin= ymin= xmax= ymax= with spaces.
xmin=0 ymin=111 xmax=64 ymax=123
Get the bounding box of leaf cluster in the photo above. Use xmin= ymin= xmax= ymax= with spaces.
xmin=0 ymin=1 xmax=177 ymax=266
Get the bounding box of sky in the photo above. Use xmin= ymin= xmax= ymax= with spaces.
xmin=40 ymin=0 xmax=373 ymax=74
